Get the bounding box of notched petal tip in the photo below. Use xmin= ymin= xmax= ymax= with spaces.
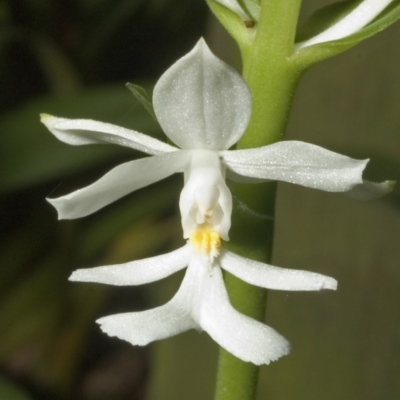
xmin=322 ymin=277 xmax=338 ymax=291
xmin=96 ymin=316 xmax=131 ymax=342
xmin=46 ymin=195 xmax=71 ymax=220
xmin=263 ymin=339 xmax=291 ymax=365
xmin=46 ymin=197 xmax=64 ymax=220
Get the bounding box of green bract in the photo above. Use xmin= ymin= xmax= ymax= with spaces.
xmin=294 ymin=0 xmax=400 ymax=67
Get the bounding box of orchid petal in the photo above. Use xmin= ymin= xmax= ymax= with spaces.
xmin=221 ymin=141 xmax=367 ymax=192
xmin=346 ymin=179 xmax=395 ymax=201
xmin=48 ymin=151 xmax=190 ymax=219
xmin=41 ymin=114 xmax=177 ymax=155
xmin=96 ymin=256 xmax=199 ymax=345
xmin=220 ymin=249 xmax=337 ymax=291
xmin=197 ymin=263 xmax=290 ymax=365
xmin=69 ymin=244 xmax=191 ymax=285
xmin=296 ymin=0 xmax=394 ymax=51
xmin=153 ymin=39 xmax=251 ymax=151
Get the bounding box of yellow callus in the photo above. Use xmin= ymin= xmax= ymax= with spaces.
xmin=190 ymin=226 xmax=221 ymax=259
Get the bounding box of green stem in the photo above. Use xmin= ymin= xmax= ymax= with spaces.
xmin=215 ymin=184 xmax=276 ymax=400
xmin=242 ymin=0 xmax=303 ymax=148
xmin=214 ymin=1 xmax=303 ymax=400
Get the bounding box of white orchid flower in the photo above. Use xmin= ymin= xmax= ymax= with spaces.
xmin=41 ymin=38 xmax=388 ymax=364
xmin=70 ymin=239 xmax=337 ymax=365
xmin=42 ymin=39 xmax=386 ymax=239
xmin=296 ymin=0 xmax=394 ymax=51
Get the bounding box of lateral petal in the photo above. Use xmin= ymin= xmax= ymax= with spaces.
xmin=220 ymin=249 xmax=337 ymax=291
xmin=69 ymin=244 xmax=191 ymax=285
xmin=41 ymin=114 xmax=177 ymax=155
xmin=48 ymin=151 xmax=190 ymax=219
xmin=197 ymin=264 xmax=290 ymax=365
xmin=221 ymin=141 xmax=367 ymax=192
xmin=153 ymin=39 xmax=251 ymax=151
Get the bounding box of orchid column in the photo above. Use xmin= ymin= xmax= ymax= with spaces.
xmin=207 ymin=0 xmax=400 ymax=399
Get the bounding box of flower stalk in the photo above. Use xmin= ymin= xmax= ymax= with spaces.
xmin=240 ymin=0 xmax=303 ymax=148
xmin=212 ymin=0 xmax=395 ymax=397
xmin=215 ymin=1 xmax=304 ymax=400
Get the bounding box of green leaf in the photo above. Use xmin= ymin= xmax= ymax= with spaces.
xmin=0 ymin=83 xmax=162 ymax=193
xmin=126 ymin=82 xmax=157 ymax=121
xmin=0 ymin=375 xmax=32 ymax=400
xmin=294 ymin=0 xmax=400 ymax=67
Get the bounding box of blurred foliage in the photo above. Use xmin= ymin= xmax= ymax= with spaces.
xmin=0 ymin=0 xmax=205 ymax=399
xmin=0 ymin=374 xmax=32 ymax=400
xmin=0 ymin=0 xmax=400 ymax=400
xmin=0 ymin=0 xmax=207 ymax=110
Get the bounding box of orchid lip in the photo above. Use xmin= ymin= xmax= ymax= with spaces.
xmin=70 ymin=242 xmax=337 ymax=365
